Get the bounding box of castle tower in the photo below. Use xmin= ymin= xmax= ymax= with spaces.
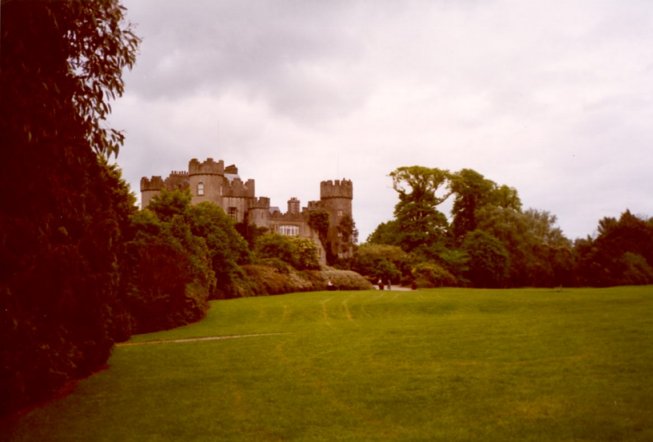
xmin=247 ymin=197 xmax=271 ymax=228
xmin=287 ymin=197 xmax=300 ymax=215
xmin=188 ymin=158 xmax=225 ymax=206
xmin=320 ymin=179 xmax=353 ymax=221
xmin=140 ymin=176 xmax=164 ymax=209
xmin=320 ymin=179 xmax=354 ymax=259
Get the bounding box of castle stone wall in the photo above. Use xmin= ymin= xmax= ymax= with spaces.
xmin=140 ymin=157 xmax=354 ymax=264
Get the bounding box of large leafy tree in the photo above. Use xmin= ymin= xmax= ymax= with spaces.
xmin=449 ymin=169 xmax=521 ymax=242
xmin=575 ymin=211 xmax=653 ymax=286
xmin=0 ymin=0 xmax=138 ymax=415
xmin=367 ymin=220 xmax=403 ymax=247
xmin=477 ymin=207 xmax=571 ymax=286
xmin=352 ymin=244 xmax=410 ymax=283
xmin=389 ymin=166 xmax=452 ymax=253
xmin=462 ymin=230 xmax=510 ymax=288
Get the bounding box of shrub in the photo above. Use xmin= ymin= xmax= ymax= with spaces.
xmin=255 ymin=233 xmax=320 ymax=270
xmin=123 ymin=210 xmax=212 ymax=333
xmin=235 ymin=265 xmax=372 ymax=296
xmin=318 ymin=269 xmax=374 ymax=290
xmin=411 ymin=262 xmax=457 ymax=288
xmin=352 ymin=244 xmax=410 ymax=282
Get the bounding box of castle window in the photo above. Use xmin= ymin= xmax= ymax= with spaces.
xmin=197 ymin=182 xmax=205 ymax=196
xmin=279 ymin=225 xmax=299 ymax=236
xmin=228 ymin=207 xmax=238 ymax=220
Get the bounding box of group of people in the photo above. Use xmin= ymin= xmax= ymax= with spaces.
xmin=377 ymin=278 xmax=392 ymax=290
xmin=325 ymin=278 xmax=395 ymax=291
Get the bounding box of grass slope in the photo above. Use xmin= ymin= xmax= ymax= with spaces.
xmin=4 ymin=287 xmax=653 ymax=441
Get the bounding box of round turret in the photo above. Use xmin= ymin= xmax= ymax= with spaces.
xmin=247 ymin=197 xmax=271 ymax=227
xmin=140 ymin=176 xmax=164 ymax=209
xmin=188 ymin=158 xmax=225 ymax=206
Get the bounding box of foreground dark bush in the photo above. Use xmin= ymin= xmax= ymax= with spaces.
xmin=122 ymin=205 xmax=214 ymax=334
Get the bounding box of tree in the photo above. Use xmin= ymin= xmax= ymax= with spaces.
xmin=575 ymin=210 xmax=653 ymax=286
xmin=308 ymin=208 xmax=331 ymax=256
xmin=352 ymin=244 xmax=410 ymax=283
xmin=148 ymin=188 xmax=193 ymax=223
xmin=337 ymin=214 xmax=357 ymax=254
xmin=389 ymin=166 xmax=452 ymax=252
xmin=255 ymin=234 xmax=321 ymax=270
xmin=462 ymin=230 xmax=510 ymax=288
xmin=450 ymin=169 xmax=497 ymax=241
xmin=1 ymin=0 xmax=139 ymax=415
xmin=449 ymin=169 xmax=521 ymax=242
xmin=186 ymin=201 xmax=251 ymax=298
xmin=123 ymin=210 xmax=213 ymax=333
xmin=412 ymin=262 xmax=457 ymax=288
xmin=476 ymin=206 xmax=572 ymax=286
xmin=367 ymin=220 xmax=403 ymax=246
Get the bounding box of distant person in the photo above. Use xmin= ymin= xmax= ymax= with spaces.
xmin=377 ymin=278 xmax=384 ymax=290
xmin=327 ymin=280 xmax=336 ymax=291
xmin=386 ymin=279 xmax=392 ymax=290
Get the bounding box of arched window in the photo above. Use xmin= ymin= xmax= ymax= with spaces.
xmin=197 ymin=182 xmax=205 ymax=196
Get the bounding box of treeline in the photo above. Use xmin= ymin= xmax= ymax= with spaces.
xmin=355 ymin=166 xmax=653 ymax=288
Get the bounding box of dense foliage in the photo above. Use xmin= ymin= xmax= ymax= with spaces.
xmin=364 ymin=166 xmax=653 ymax=288
xmin=255 ymin=233 xmax=321 ymax=271
xmin=0 ymin=0 xmax=139 ymax=415
xmin=122 ymin=207 xmax=213 ymax=334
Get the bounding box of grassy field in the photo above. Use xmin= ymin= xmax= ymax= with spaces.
xmin=3 ymin=286 xmax=653 ymax=441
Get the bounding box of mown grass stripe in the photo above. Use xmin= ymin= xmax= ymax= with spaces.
xmin=116 ymin=332 xmax=292 ymax=346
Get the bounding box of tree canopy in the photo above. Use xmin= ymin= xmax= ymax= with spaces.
xmin=1 ymin=0 xmax=139 ymax=415
xmin=388 ymin=166 xmax=452 ymax=252
xmin=363 ymin=166 xmax=651 ymax=289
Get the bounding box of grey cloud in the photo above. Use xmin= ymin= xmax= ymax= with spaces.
xmin=124 ymin=0 xmax=367 ymax=118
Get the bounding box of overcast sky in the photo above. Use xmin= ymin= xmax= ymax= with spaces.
xmin=110 ymin=0 xmax=653 ymax=241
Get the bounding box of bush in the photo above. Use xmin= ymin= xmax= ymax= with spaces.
xmin=411 ymin=262 xmax=458 ymax=288
xmin=352 ymin=243 xmax=410 ymax=282
xmin=235 ymin=265 xmax=372 ymax=296
xmin=255 ymin=233 xmax=320 ymax=270
xmin=319 ymin=269 xmax=374 ymax=290
xmin=122 ymin=210 xmax=212 ymax=333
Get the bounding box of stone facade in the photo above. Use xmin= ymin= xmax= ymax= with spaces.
xmin=140 ymin=157 xmax=354 ymax=264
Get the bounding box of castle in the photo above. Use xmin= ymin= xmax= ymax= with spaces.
xmin=140 ymin=158 xmax=354 ymax=264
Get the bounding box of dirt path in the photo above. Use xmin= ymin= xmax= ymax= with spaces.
xmin=116 ymin=332 xmax=291 ymax=347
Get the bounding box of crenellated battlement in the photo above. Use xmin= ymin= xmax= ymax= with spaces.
xmin=224 ymin=177 xmax=255 ymax=198
xmin=250 ymin=197 xmax=271 ymax=209
xmin=320 ymin=179 xmax=353 ymax=199
xmin=140 ymin=176 xmax=164 ymax=191
xmin=140 ymin=154 xmax=354 ymax=263
xmin=189 ymin=157 xmax=224 ymax=176
xmin=287 ymin=197 xmax=301 ymax=215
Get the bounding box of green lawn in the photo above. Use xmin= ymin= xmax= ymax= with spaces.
xmin=4 ymin=287 xmax=653 ymax=441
